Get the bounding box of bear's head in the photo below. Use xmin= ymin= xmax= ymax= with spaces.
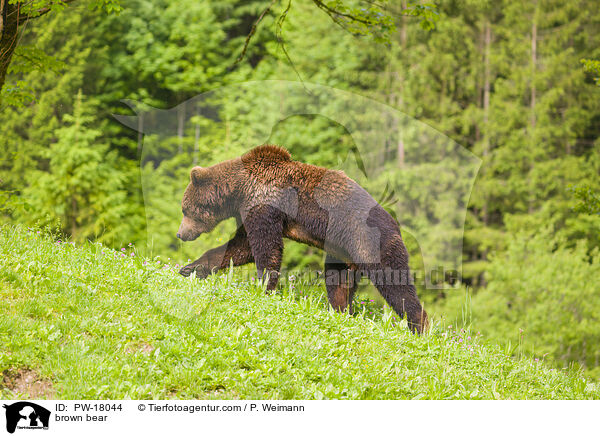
xmin=177 ymin=165 xmax=236 ymax=241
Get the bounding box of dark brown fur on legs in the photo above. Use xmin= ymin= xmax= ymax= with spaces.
xmin=179 ymin=226 xmax=254 ymax=278
xmin=177 ymin=144 xmax=429 ymax=334
xmin=242 ymin=204 xmax=284 ymax=290
xmin=364 ymin=206 xmax=429 ymax=334
xmin=363 ymin=263 xmax=429 ymax=334
xmin=324 ymin=254 xmax=358 ymax=314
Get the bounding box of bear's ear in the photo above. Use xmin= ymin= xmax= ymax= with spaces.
xmin=190 ymin=166 xmax=210 ymax=186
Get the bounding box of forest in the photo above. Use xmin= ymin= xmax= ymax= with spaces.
xmin=1 ymin=0 xmax=599 ymax=381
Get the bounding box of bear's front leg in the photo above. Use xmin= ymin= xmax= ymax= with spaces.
xmin=243 ymin=205 xmax=284 ymax=290
xmin=179 ymin=227 xmax=253 ymax=277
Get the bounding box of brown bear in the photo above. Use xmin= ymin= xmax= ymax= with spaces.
xmin=177 ymin=145 xmax=428 ymax=333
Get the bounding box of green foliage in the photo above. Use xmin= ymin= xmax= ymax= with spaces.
xmin=310 ymin=1 xmax=438 ymax=42
xmin=404 ymin=3 xmax=439 ymax=30
xmin=88 ymin=0 xmax=122 ymax=13
xmin=1 ymin=46 xmax=65 ymax=106
xmin=436 ymin=225 xmax=600 ymax=379
xmin=0 ymin=80 xmax=36 ymax=106
xmin=570 ymin=185 xmax=600 ymax=216
xmin=19 ymin=91 xmax=137 ymax=245
xmin=1 ymin=1 xmax=122 ymax=107
xmin=1 ymin=225 xmax=597 ymax=399
xmin=6 ymin=0 xmax=121 ymax=17
xmin=7 ymin=0 xmax=117 ymax=15
xmin=8 ymin=45 xmax=65 ymax=76
xmin=582 ymin=59 xmax=600 ymax=86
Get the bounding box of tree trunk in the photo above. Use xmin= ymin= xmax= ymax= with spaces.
xmin=71 ymin=195 xmax=77 ymax=237
xmin=479 ymin=20 xmax=492 ymax=287
xmin=397 ymin=0 xmax=407 ymax=167
xmin=177 ymin=100 xmax=186 ymax=154
xmin=387 ymin=0 xmax=407 ymax=168
xmin=0 ymin=1 xmax=20 ymax=95
xmin=400 ymin=0 xmax=407 ymax=47
xmin=530 ymin=16 xmax=537 ymax=132
xmin=137 ymin=112 xmax=144 ymax=153
xmin=528 ymin=4 xmax=538 ymax=213
xmin=193 ymin=105 xmax=200 ymax=166
xmin=482 ymin=21 xmax=491 ymax=225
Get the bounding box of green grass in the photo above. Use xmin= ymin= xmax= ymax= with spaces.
xmin=0 ymin=225 xmax=598 ymax=399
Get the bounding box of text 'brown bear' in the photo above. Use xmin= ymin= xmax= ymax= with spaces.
xmin=177 ymin=145 xmax=428 ymax=334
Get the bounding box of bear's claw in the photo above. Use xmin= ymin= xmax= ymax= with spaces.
xmin=179 ymin=263 xmax=209 ymax=278
xmin=179 ymin=264 xmax=196 ymax=277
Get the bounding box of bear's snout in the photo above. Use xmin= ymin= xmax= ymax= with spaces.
xmin=177 ymin=216 xmax=204 ymax=241
xmin=176 ymin=229 xmax=197 ymax=242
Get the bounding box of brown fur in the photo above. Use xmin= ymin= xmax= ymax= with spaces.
xmin=178 ymin=145 xmax=428 ymax=333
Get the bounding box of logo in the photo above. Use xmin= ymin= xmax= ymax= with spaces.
xmin=2 ymin=402 xmax=50 ymax=434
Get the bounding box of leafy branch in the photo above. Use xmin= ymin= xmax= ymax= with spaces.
xmin=1 ymin=0 xmax=121 ymax=106
xmin=233 ymin=0 xmax=278 ymax=66
xmin=581 ymin=58 xmax=600 ymax=86
xmin=234 ymin=0 xmax=439 ymax=65
xmin=569 ymin=185 xmax=600 ymax=215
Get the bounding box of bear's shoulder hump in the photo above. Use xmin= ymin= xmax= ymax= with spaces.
xmin=242 ymin=144 xmax=292 ymax=164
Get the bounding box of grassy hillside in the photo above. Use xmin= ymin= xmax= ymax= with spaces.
xmin=0 ymin=225 xmax=597 ymax=399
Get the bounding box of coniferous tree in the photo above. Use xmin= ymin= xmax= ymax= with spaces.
xmin=21 ymin=91 xmax=136 ymax=244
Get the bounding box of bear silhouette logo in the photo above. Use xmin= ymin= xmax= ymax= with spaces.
xmin=3 ymin=402 xmax=50 ymax=434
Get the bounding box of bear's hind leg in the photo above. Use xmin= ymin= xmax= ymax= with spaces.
xmin=369 ymin=236 xmax=428 ymax=334
xmin=324 ymin=254 xmax=357 ymax=314
xmin=369 ymin=269 xmax=428 ymax=333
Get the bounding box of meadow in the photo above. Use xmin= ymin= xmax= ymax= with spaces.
xmin=1 ymin=225 xmax=597 ymax=400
